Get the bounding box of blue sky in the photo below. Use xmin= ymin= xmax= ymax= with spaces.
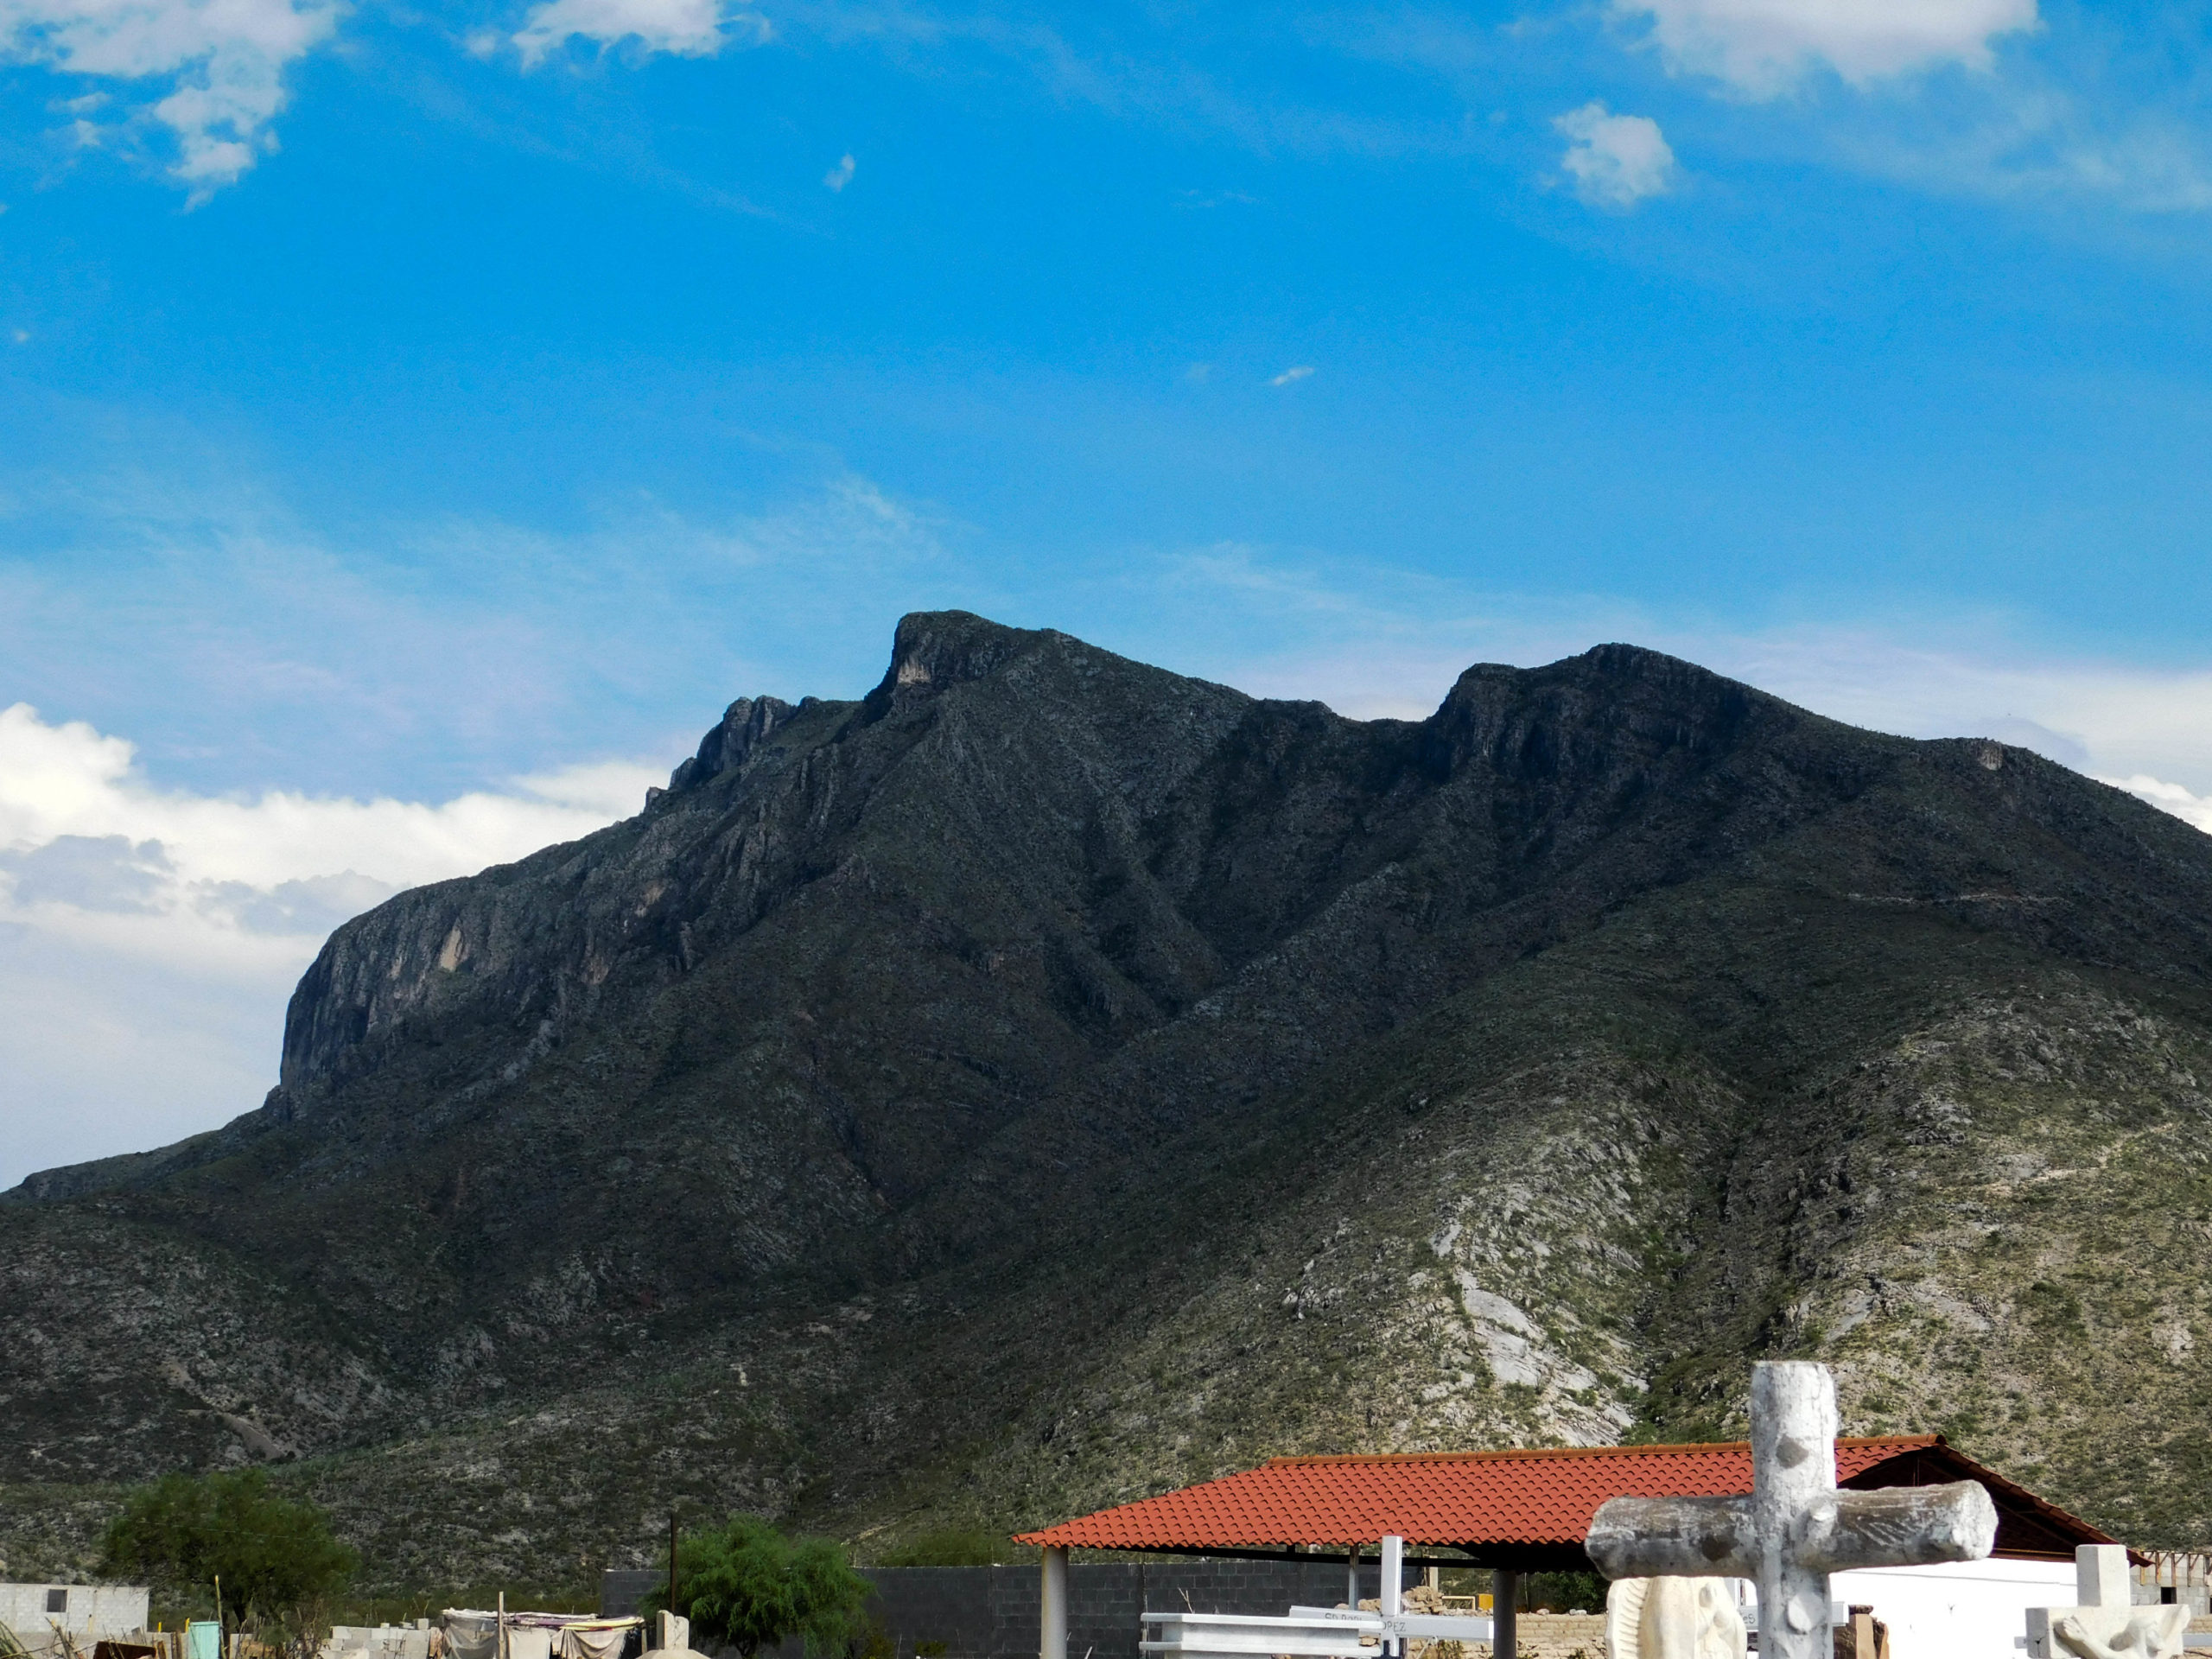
xmin=5 ymin=0 xmax=2212 ymax=1179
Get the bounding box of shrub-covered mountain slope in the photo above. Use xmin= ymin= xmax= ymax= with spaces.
xmin=8 ymin=612 xmax=2212 ymax=1585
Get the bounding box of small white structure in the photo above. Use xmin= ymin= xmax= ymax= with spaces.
xmin=1144 ymin=1581 xmax=1496 ymax=1659
xmin=1140 ymin=1613 xmax=1375 ymax=1659
xmin=2026 ymin=1545 xmax=2189 ymax=1659
xmin=0 ymin=1584 xmax=152 ymax=1649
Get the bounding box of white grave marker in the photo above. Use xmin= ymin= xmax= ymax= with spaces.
xmin=1585 ymin=1362 xmax=1999 ymax=1659
xmin=2024 ymin=1545 xmax=2188 ymax=1659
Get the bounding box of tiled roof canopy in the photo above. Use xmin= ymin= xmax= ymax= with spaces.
xmin=1014 ymin=1437 xmax=2118 ymax=1571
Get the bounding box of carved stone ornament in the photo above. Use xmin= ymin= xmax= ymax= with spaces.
xmin=2026 ymin=1548 xmax=2190 ymax=1659
xmin=2050 ymin=1607 xmax=2189 ymax=1659
xmin=1604 ymin=1576 xmax=1747 ymax=1659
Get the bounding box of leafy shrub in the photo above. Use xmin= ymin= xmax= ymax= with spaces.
xmin=645 ymin=1518 xmax=873 ymax=1659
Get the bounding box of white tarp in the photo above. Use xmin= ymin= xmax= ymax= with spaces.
xmin=327 ymin=1627 xmax=437 ymax=1659
xmin=441 ymin=1611 xmax=637 ymax=1659
xmin=442 ymin=1614 xmax=499 ymax=1659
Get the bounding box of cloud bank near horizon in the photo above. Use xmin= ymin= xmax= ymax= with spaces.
xmin=0 ymin=701 xmax=660 ymax=1187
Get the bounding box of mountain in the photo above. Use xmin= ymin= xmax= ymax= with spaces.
xmin=9 ymin=611 xmax=2212 ymax=1589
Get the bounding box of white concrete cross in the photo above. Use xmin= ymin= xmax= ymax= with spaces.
xmin=2026 ymin=1545 xmax=2189 ymax=1659
xmin=1584 ymin=1362 xmax=2000 ymax=1659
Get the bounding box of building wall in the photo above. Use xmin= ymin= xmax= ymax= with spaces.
xmin=1826 ymin=1559 xmax=2075 ymax=1659
xmin=0 ymin=1585 xmax=153 ymax=1639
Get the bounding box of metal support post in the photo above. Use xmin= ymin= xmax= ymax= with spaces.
xmin=1040 ymin=1546 xmax=1069 ymax=1659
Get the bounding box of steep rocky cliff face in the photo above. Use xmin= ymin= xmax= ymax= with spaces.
xmin=8 ymin=613 xmax=2212 ymax=1587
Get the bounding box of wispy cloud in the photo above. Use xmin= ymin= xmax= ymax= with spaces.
xmin=824 ymin=151 xmax=856 ymax=190
xmin=0 ymin=454 xmax=952 ymax=802
xmin=1807 ymin=69 xmax=2212 ymax=215
xmin=788 ymin=1 xmax=1479 ymax=162
xmin=1271 ymin=364 xmax=1315 ymax=385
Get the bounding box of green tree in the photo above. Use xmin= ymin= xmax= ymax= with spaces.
xmin=102 ymin=1470 xmax=357 ymax=1623
xmin=645 ymin=1518 xmax=873 ymax=1658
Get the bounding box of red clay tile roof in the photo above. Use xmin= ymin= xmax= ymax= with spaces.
xmin=1013 ymin=1436 xmax=2117 ymax=1561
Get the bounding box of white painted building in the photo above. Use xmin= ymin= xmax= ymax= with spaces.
xmin=1731 ymin=1559 xmax=2083 ymax=1659
xmin=0 ymin=1584 xmax=154 ymax=1644
xmin=1828 ymin=1558 xmax=2079 ymax=1659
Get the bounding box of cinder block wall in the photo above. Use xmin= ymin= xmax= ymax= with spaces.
xmin=606 ymin=1560 xmax=1405 ymax=1659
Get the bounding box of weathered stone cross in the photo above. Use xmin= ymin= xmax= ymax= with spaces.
xmin=1585 ymin=1362 xmax=1999 ymax=1659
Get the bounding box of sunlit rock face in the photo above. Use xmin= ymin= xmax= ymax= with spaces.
xmin=10 ymin=611 xmax=2212 ymax=1587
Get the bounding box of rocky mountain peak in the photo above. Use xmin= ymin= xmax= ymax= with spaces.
xmin=861 ymin=610 xmax=1065 ymax=716
xmin=663 ymin=694 xmax=801 ymax=797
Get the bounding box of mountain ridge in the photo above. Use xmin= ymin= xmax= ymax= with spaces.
xmin=8 ymin=612 xmax=2212 ymax=1586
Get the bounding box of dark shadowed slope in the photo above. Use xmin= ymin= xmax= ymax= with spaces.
xmin=8 ymin=613 xmax=2212 ymax=1584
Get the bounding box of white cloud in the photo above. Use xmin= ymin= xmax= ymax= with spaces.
xmin=1616 ymin=0 xmax=2039 ymax=94
xmin=0 ymin=702 xmax=653 ymax=893
xmin=512 ymin=0 xmax=760 ymax=67
xmin=0 ymin=0 xmax=338 ymax=195
xmin=1271 ymin=365 xmax=1314 ymax=385
xmin=2099 ymin=773 xmax=2212 ymax=835
xmin=823 ymin=151 xmax=855 ymax=191
xmin=1554 ymin=101 xmax=1675 ymax=206
xmin=0 ymin=702 xmax=660 ymax=1186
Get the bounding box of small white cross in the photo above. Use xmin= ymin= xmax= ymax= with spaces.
xmin=1586 ymin=1362 xmax=1999 ymax=1659
xmin=2026 ymin=1546 xmax=2189 ymax=1659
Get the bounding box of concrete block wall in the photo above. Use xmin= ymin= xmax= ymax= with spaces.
xmin=601 ymin=1575 xmax=661 ymax=1619
xmin=607 ymin=1560 xmax=1405 ymax=1659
